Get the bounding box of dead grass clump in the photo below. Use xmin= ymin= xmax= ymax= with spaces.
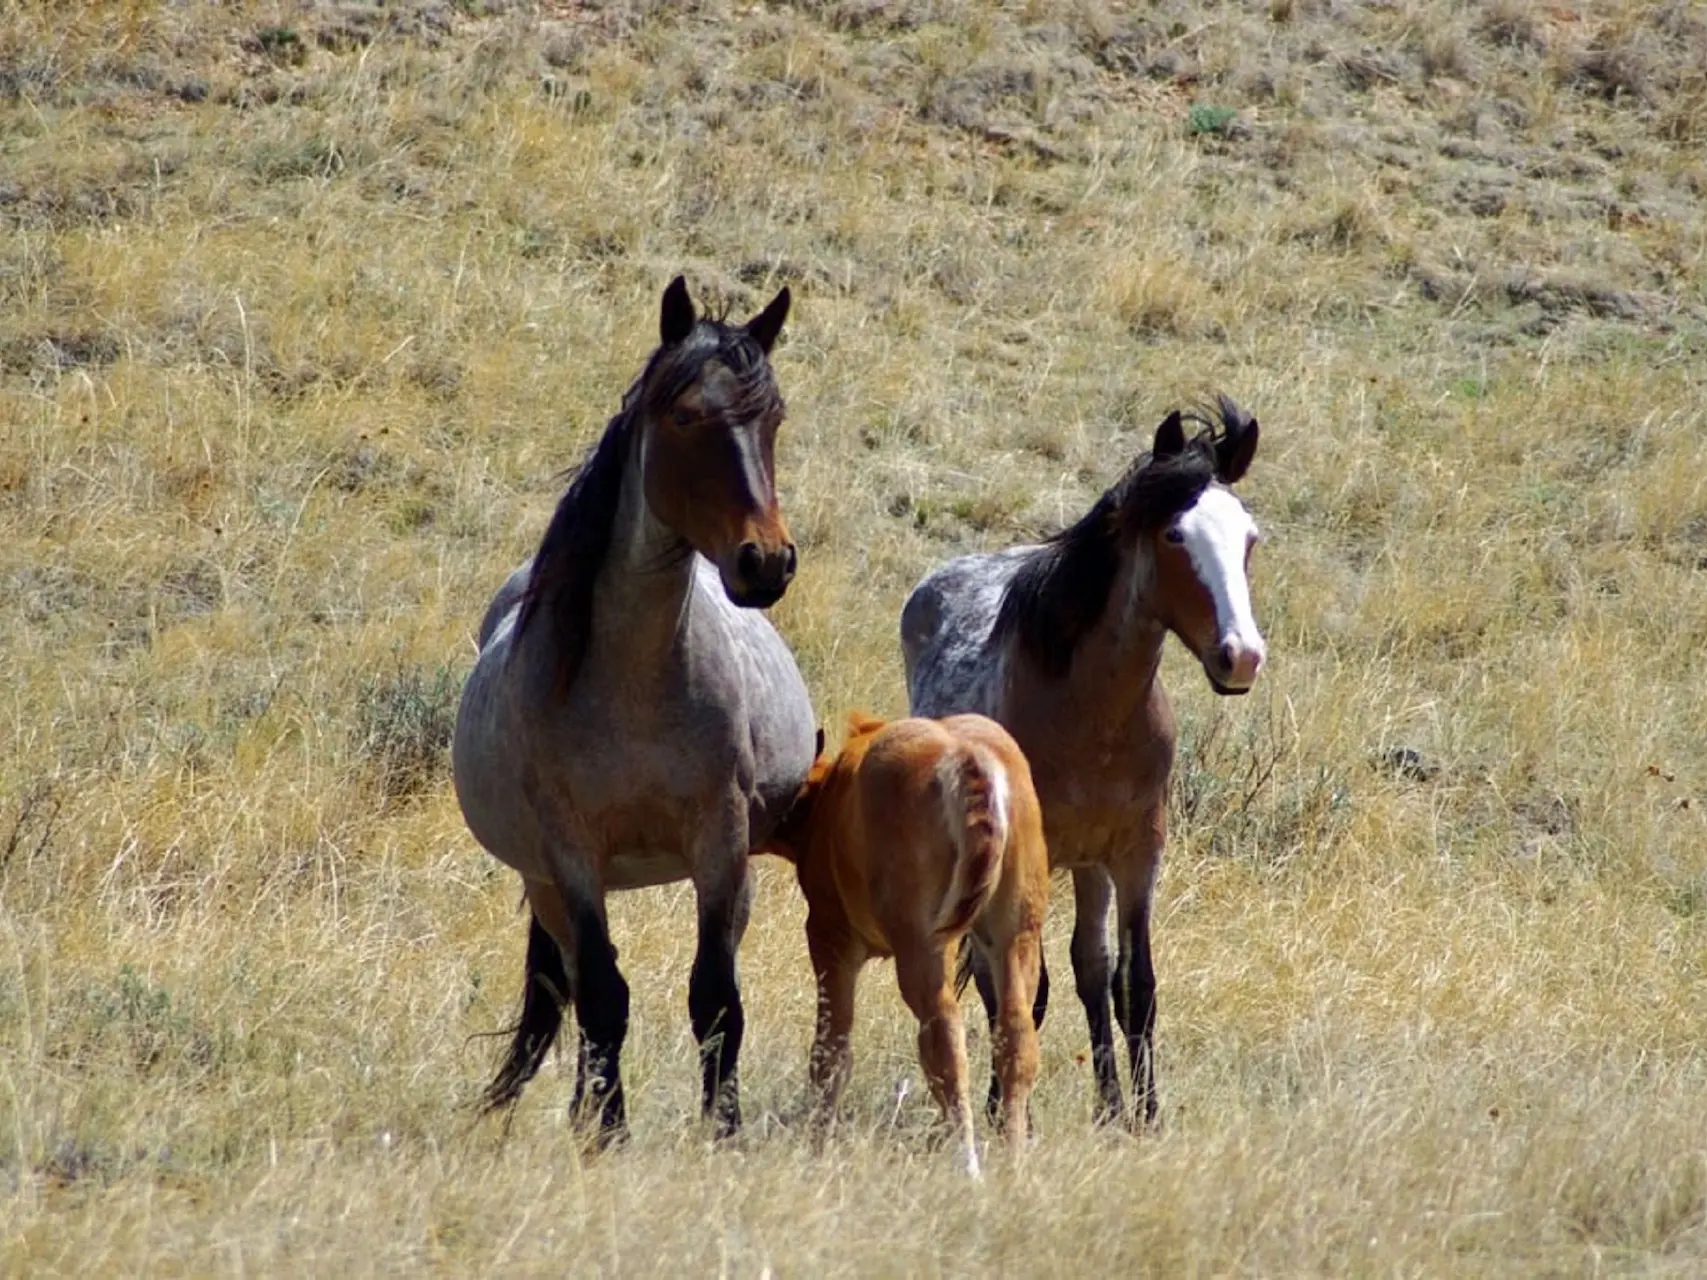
xmin=0 ymin=329 xmax=122 ymax=380
xmin=52 ymin=964 xmax=225 ymax=1081
xmin=1563 ymin=38 xmax=1656 ymax=105
xmin=1096 ymin=251 xmax=1212 ymax=339
xmin=1416 ymin=16 xmax=1476 ymax=83
xmin=920 ymin=52 xmax=1088 ymax=133
xmin=352 ymin=662 xmax=461 ymax=801
xmin=1478 ymin=0 xmax=1546 ymax=52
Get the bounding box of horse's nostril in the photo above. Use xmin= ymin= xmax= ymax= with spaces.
xmin=1218 ymin=642 xmax=1236 ymax=674
xmin=736 ymin=542 xmax=763 ymax=582
xmin=782 ymin=544 xmax=798 ymax=579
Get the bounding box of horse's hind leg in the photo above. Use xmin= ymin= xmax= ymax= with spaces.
xmin=967 ymin=944 xmax=1004 ymax=1121
xmin=1110 ymin=819 xmax=1164 ymax=1129
xmin=1070 ymin=866 xmax=1124 ymax=1123
xmin=690 ymin=838 xmax=754 ymax=1138
xmin=520 ymin=882 xmax=593 ymax=1111
xmin=1032 ymin=952 xmax=1050 ymax=1030
xmin=898 ymin=938 xmax=979 ymax=1178
xmin=482 ymin=900 xmax=574 ymax=1116
xmin=567 ymin=899 xmax=630 ymax=1143
xmin=1111 ymin=876 xmax=1160 ymax=1129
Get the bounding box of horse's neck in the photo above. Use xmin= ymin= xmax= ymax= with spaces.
xmin=592 ymin=433 xmax=697 ymax=664
xmin=1019 ymin=546 xmax=1166 ymax=728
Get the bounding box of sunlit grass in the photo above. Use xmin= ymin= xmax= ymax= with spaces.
xmin=2 ymin=0 xmax=1705 ymax=1272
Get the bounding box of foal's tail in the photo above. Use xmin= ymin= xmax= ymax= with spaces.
xmin=481 ymin=912 xmax=569 ymax=1113
xmin=932 ymin=741 xmax=1010 ymax=939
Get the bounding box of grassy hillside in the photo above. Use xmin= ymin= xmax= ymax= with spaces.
xmin=3 ymin=0 xmax=1705 ymax=1272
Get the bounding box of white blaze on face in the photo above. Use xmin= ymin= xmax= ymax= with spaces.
xmin=1174 ymin=486 xmax=1266 ymax=688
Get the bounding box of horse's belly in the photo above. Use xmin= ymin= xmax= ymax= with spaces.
xmin=1040 ymin=805 xmax=1155 ymax=870
xmin=605 ymin=849 xmax=692 ymax=891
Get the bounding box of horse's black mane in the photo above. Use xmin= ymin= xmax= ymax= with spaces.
xmin=992 ymin=395 xmax=1253 ymax=680
xmin=512 ymin=317 xmax=780 ymax=694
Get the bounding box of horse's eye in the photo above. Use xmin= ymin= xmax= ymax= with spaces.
xmin=1163 ymin=528 xmax=1186 ymax=545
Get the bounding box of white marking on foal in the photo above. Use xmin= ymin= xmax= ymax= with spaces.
xmin=984 ymin=753 xmax=1011 ymax=847
xmin=1174 ymin=487 xmax=1265 ymax=686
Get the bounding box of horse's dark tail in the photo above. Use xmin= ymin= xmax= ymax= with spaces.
xmin=954 ymin=941 xmax=977 ymax=999
xmin=481 ymin=912 xmax=569 ymax=1113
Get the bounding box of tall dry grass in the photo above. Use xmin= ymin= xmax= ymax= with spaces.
xmin=2 ymin=0 xmax=1705 ymax=1273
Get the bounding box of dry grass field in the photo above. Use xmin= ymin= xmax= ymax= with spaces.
xmin=3 ymin=0 xmax=1706 ymax=1273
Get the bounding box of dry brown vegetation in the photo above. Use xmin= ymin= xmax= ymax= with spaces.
xmin=3 ymin=0 xmax=1705 ymax=1272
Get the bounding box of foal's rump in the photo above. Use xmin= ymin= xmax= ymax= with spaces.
xmin=851 ymin=715 xmax=1034 ymax=946
xmin=930 ymin=732 xmax=1010 ymax=938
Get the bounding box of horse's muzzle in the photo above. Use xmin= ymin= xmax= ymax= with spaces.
xmin=1205 ymin=637 xmax=1265 ymax=695
xmin=725 ymin=540 xmax=797 ymax=608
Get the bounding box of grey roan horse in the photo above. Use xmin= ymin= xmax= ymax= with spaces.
xmin=454 ymin=277 xmax=817 ymax=1141
xmin=902 ymin=398 xmax=1265 ymax=1128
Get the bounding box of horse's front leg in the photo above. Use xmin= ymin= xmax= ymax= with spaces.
xmin=1110 ymin=810 xmax=1165 ymax=1130
xmin=1069 ymin=865 xmax=1123 ymax=1123
xmin=689 ymin=806 xmax=754 ymax=1138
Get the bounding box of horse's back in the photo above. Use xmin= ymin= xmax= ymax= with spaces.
xmin=476 ymin=561 xmax=532 ymax=651
xmin=901 ymin=547 xmax=1033 ymax=718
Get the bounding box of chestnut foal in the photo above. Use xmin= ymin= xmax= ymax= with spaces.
xmin=762 ymin=713 xmax=1050 ymax=1176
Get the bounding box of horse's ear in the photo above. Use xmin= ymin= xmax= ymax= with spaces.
xmin=745 ymin=286 xmax=791 ymax=354
xmin=660 ymin=275 xmax=696 ymax=346
xmin=1153 ymin=410 xmax=1186 ymax=459
xmin=1216 ymin=416 xmax=1259 ymax=484
xmin=814 ymin=726 xmax=825 ymax=758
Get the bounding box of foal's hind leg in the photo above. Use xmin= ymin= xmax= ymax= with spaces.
xmin=1069 ymin=866 xmax=1124 ymax=1123
xmin=689 ymin=824 xmax=754 ymax=1138
xmin=967 ymin=944 xmax=1004 ymax=1122
xmin=898 ymin=938 xmax=979 ymax=1177
xmin=992 ymin=928 xmax=1043 ymax=1153
xmin=972 ymin=941 xmax=1050 ymax=1124
xmin=805 ymin=914 xmax=861 ymax=1139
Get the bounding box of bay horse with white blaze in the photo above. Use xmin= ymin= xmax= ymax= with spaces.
xmin=760 ymin=712 xmax=1049 ymax=1176
xmin=454 ymin=276 xmax=816 ymax=1142
xmin=901 ymin=397 xmax=1265 ymax=1128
